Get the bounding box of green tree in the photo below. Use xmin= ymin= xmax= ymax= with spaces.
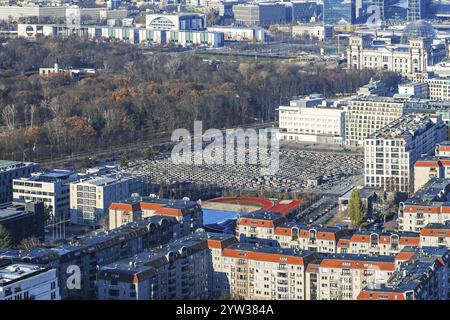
xmin=18 ymin=236 xmax=42 ymax=251
xmin=0 ymin=225 xmax=12 ymax=248
xmin=80 ymin=157 xmax=92 ymax=169
xmin=348 ymin=188 xmax=363 ymax=227
xmin=120 ymin=152 xmax=129 ymax=168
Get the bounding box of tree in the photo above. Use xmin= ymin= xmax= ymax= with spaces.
xmin=120 ymin=152 xmax=130 ymax=168
xmin=0 ymin=225 xmax=12 ymax=249
xmin=43 ymin=206 xmax=53 ymax=225
xmin=348 ymin=188 xmax=363 ymax=227
xmin=80 ymin=157 xmax=92 ymax=169
xmin=18 ymin=236 xmax=42 ymax=251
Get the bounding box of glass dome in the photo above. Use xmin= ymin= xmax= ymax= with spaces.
xmin=401 ymin=20 xmax=436 ymax=44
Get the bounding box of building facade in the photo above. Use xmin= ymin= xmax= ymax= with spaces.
xmin=0 ymin=160 xmax=39 ymax=204
xmin=109 ymin=196 xmax=203 ymax=237
xmin=0 ymin=263 xmax=60 ymax=300
xmin=0 ymin=201 xmax=45 ymax=245
xmin=364 ymin=114 xmax=446 ymax=193
xmin=278 ymin=98 xmax=345 ymax=145
xmin=13 ymin=169 xmax=77 ymax=222
xmin=69 ymin=172 xmax=149 ymax=227
xmin=345 ymin=97 xmax=406 ymax=147
xmin=347 ymin=34 xmax=446 ymax=76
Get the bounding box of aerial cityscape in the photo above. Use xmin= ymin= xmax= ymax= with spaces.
xmin=2 ymin=0 xmax=450 ymax=306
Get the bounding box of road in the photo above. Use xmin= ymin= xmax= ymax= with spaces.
xmin=293 ymin=174 xmax=364 ymax=224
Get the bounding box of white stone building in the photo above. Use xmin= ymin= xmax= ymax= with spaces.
xmin=364 ymin=113 xmax=447 ymax=193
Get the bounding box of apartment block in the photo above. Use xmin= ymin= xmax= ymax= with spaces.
xmin=0 ymin=263 xmax=60 ymax=300
xmin=364 ymin=114 xmax=446 ymax=193
xmin=236 ymin=211 xmax=348 ymax=252
xmin=205 ymin=233 xmax=239 ymax=299
xmin=236 ymin=211 xmax=287 ymax=247
xmin=308 ymin=254 xmax=396 ymax=300
xmin=109 ymin=196 xmax=203 ymax=237
xmin=97 ymin=236 xmax=210 ymax=300
xmin=420 ymin=222 xmax=450 ymax=247
xmin=345 ymin=97 xmax=406 ymax=147
xmin=221 ymin=243 xmax=319 ymax=300
xmin=336 ymin=231 xmax=420 ymax=256
xmin=398 ymin=178 xmax=450 ymax=232
xmin=0 ymin=216 xmax=177 ymax=299
xmin=273 ymin=223 xmax=348 ymax=253
xmin=414 ymin=157 xmax=450 ymax=191
xmin=0 ymin=160 xmax=39 ymax=204
xmin=358 ymin=247 xmax=450 ymax=300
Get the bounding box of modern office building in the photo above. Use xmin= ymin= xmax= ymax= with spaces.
xmin=12 ymin=169 xmax=78 ymax=221
xmin=397 ymin=82 xmax=429 ymax=98
xmin=0 ymin=160 xmax=39 ymax=204
xmin=0 ymin=6 xmax=128 ymax=21
xmin=408 ymin=0 xmax=430 ymax=21
xmin=145 ymin=13 xmax=206 ymax=31
xmin=345 ymin=96 xmax=406 ymax=147
xmin=69 ymin=172 xmax=149 ymax=227
xmin=0 ymin=201 xmax=45 ymax=245
xmin=286 ymin=1 xmax=322 ymax=24
xmin=292 ymin=24 xmax=334 ymax=41
xmin=207 ymin=25 xmax=265 ymax=42
xmin=278 ymin=97 xmax=346 ymax=145
xmin=17 ymin=23 xmax=225 ymax=48
xmin=364 ymin=114 xmax=447 ymax=193
xmin=0 ymin=263 xmax=60 ymax=300
xmin=232 ymin=3 xmax=286 ymax=27
xmin=323 ymin=0 xmax=356 ymax=25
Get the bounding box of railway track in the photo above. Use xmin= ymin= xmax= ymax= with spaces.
xmin=39 ymin=121 xmax=277 ymax=168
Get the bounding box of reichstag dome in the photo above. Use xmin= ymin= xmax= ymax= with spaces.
xmin=401 ymin=20 xmax=437 ymax=44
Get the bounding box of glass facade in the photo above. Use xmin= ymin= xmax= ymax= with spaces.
xmin=323 ymin=0 xmax=356 ymax=25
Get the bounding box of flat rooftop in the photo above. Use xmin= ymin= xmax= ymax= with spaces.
xmin=368 ymin=114 xmax=439 ymax=140
xmin=120 ymin=196 xmax=199 ymax=210
xmin=0 ymin=160 xmax=37 ymax=172
xmin=0 ymin=263 xmax=46 ymax=287
xmin=0 ymin=202 xmax=34 ymax=221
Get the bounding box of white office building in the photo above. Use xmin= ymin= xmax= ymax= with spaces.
xmin=12 ymin=169 xmax=78 ymax=221
xmin=364 ymin=114 xmax=447 ymax=193
xmin=69 ymin=172 xmax=149 ymax=227
xmin=278 ymin=97 xmax=346 ymax=145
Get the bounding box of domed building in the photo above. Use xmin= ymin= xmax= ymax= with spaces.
xmin=401 ymin=20 xmax=437 ymax=44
